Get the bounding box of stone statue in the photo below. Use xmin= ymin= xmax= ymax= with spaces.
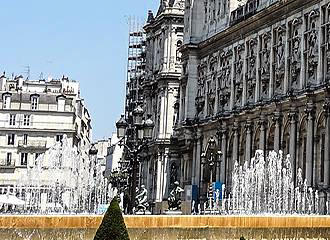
xmin=168 ymin=181 xmax=184 ymax=211
xmin=135 ymin=185 xmax=149 ymax=213
xmin=170 ymin=163 xmax=178 ymax=189
xmin=191 ymin=200 xmax=196 ymax=215
xmin=215 ymin=189 xmax=220 ymax=211
xmin=277 ymin=36 xmax=285 ymax=68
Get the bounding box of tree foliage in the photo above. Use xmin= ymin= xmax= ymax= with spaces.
xmin=94 ymin=197 xmax=130 ymax=240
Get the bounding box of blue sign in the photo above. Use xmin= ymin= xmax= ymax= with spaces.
xmin=213 ymin=181 xmax=223 ymax=200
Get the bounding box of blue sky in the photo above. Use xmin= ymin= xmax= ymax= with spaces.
xmin=0 ymin=0 xmax=159 ymax=141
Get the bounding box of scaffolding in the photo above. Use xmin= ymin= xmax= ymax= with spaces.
xmin=125 ymin=16 xmax=146 ymax=121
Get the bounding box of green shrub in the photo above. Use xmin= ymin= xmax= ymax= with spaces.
xmin=94 ymin=197 xmax=130 ymax=240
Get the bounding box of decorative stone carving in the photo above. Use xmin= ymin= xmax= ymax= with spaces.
xmin=173 ymin=0 xmax=185 ymax=9
xmin=196 ymin=62 xmax=207 ymax=116
xmin=306 ymin=10 xmax=320 ymax=86
xmin=207 ymin=55 xmax=217 ymax=116
xmin=260 ymin=32 xmax=271 ymax=100
xmin=218 ymin=50 xmax=232 ymax=112
xmin=246 ymin=38 xmax=257 ymax=104
xmin=274 ymin=25 xmax=286 ymax=95
xmin=170 ymin=162 xmax=178 ymax=189
xmin=234 ymin=44 xmax=244 ymax=108
xmin=325 ymin=24 xmax=330 ymax=81
xmin=289 ymin=18 xmax=302 ymax=90
xmin=135 ymin=185 xmax=149 ymax=213
xmin=325 ymin=6 xmax=330 ymax=81
xmin=168 ymin=181 xmax=184 ymax=211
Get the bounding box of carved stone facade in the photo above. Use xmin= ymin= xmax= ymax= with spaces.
xmin=175 ymin=0 xmax=330 ymax=213
xmin=138 ymin=1 xmax=184 ymax=213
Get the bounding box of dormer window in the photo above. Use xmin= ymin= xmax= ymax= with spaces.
xmin=3 ymin=94 xmax=11 ymax=109
xmin=31 ymin=96 xmax=39 ymax=110
xmin=57 ymin=96 xmax=66 ymax=112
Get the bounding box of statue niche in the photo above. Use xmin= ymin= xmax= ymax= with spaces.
xmin=207 ymin=56 xmax=217 ymax=116
xmin=234 ymin=44 xmax=244 ymax=108
xmin=260 ymin=32 xmax=271 ymax=100
xmin=325 ymin=6 xmax=330 ymax=81
xmin=218 ymin=51 xmax=232 ymax=112
xmin=246 ymin=39 xmax=257 ymax=104
xmin=274 ymin=26 xmax=286 ymax=96
xmin=305 ymin=10 xmax=320 ymax=86
xmin=195 ymin=62 xmax=207 ymax=117
xmin=289 ymin=18 xmax=302 ymax=91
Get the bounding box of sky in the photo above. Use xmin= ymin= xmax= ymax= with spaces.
xmin=0 ymin=0 xmax=159 ymax=141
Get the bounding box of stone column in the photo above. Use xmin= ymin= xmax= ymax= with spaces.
xmin=185 ymin=52 xmax=199 ymax=119
xmin=220 ymin=128 xmax=227 ymax=184
xmin=323 ymin=99 xmax=330 ymax=188
xmin=233 ymin=122 xmax=240 ymax=164
xmin=245 ymin=120 xmax=253 ymax=163
xmin=304 ymin=101 xmax=315 ymax=186
xmin=192 ymin=133 xmax=198 ymax=186
xmin=155 ymin=152 xmax=163 ymax=202
xmin=289 ymin=109 xmax=298 ymax=182
xmin=216 ymin=130 xmax=221 ymax=183
xmin=258 ymin=116 xmax=267 ymax=154
xmin=196 ymin=132 xmax=202 ymax=188
xmin=273 ymin=112 xmax=283 ymax=152
xmin=323 ymin=98 xmax=330 ymax=213
xmin=163 ymin=148 xmax=170 ymax=198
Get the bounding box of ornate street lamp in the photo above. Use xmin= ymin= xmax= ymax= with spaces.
xmin=201 ymin=136 xmax=222 ymax=212
xmin=89 ymin=144 xmax=98 ymax=213
xmin=143 ymin=114 xmax=154 ymax=139
xmin=115 ymin=110 xmax=154 ymax=214
xmin=116 ymin=115 xmax=128 ymax=138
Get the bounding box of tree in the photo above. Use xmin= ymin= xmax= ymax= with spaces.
xmin=94 ymin=197 xmax=130 ymax=240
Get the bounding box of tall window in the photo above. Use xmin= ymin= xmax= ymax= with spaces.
xmin=23 ymin=134 xmax=28 ymax=145
xmin=8 ymin=134 xmax=15 ymax=145
xmin=56 ymin=134 xmax=63 ymax=142
xmin=3 ymin=95 xmax=11 ymax=109
xmin=6 ymin=153 xmax=12 ymax=166
xmin=31 ymin=96 xmax=38 ymax=110
xmin=9 ymin=114 xmax=16 ymax=126
xmin=23 ymin=115 xmax=31 ymax=126
xmin=35 ymin=153 xmax=41 ymax=166
xmin=21 ymin=153 xmax=28 ymax=166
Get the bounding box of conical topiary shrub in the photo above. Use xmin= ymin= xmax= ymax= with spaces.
xmin=94 ymin=197 xmax=130 ymax=240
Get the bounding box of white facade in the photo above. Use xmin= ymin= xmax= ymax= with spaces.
xmin=137 ymin=0 xmax=185 ymax=212
xmin=0 ymin=74 xmax=92 ymax=192
xmin=93 ymin=138 xmax=111 ymax=175
xmin=104 ymin=133 xmax=123 ymax=178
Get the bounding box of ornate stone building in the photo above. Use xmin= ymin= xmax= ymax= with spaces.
xmin=138 ymin=0 xmax=185 ymax=213
xmin=173 ymin=0 xmax=330 ymax=212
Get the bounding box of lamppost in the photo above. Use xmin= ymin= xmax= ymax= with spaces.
xmin=116 ymin=106 xmax=154 ymax=214
xmin=201 ymin=136 xmax=222 ymax=212
xmin=88 ymin=144 xmax=98 ymax=213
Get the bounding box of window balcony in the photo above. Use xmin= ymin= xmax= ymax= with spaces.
xmin=0 ymin=161 xmax=15 ymax=173
xmin=18 ymin=140 xmax=47 ymax=150
xmin=0 ymin=162 xmax=15 ymax=169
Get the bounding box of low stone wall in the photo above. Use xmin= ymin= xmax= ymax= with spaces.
xmin=0 ymin=215 xmax=329 ymax=240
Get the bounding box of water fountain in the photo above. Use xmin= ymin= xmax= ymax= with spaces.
xmin=201 ymin=150 xmax=328 ymax=215
xmin=0 ymin=135 xmax=110 ymax=215
xmin=0 ymin=149 xmax=329 ymax=240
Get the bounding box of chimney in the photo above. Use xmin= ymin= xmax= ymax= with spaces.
xmin=0 ymin=72 xmax=7 ymax=91
xmin=15 ymin=75 xmax=24 ymax=90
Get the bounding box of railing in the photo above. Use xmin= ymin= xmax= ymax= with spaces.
xmin=18 ymin=140 xmax=47 ymax=149
xmin=0 ymin=161 xmax=15 ymax=168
